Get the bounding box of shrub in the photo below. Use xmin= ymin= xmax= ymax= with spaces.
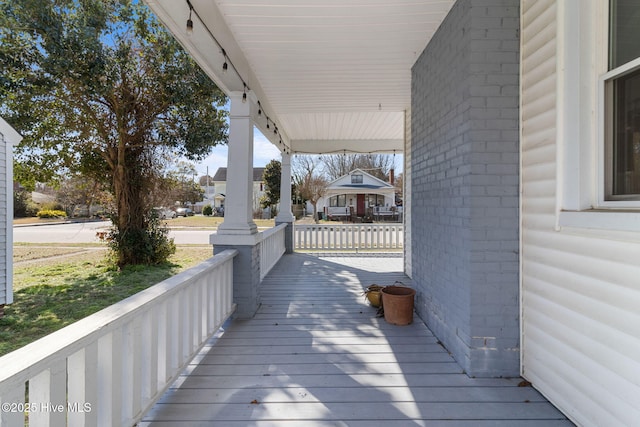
xmin=202 ymin=204 xmax=213 ymax=216
xmin=14 ymin=190 xmax=39 ymax=217
xmin=108 ymin=215 xmax=176 ymax=267
xmin=36 ymin=210 xmax=68 ymax=219
xmin=41 ymin=202 xmax=64 ymax=211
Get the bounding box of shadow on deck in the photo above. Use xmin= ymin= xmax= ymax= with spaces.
xmin=141 ymin=253 xmax=573 ymax=426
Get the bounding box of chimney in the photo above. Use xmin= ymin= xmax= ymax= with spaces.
xmin=389 ymin=168 xmax=395 ymax=186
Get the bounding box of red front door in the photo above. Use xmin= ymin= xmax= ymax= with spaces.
xmin=357 ymin=194 xmax=365 ymax=216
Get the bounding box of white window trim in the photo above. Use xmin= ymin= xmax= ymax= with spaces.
xmin=559 ymin=209 xmax=640 ymax=232
xmin=557 ymin=0 xmax=640 ymax=232
xmin=598 ymin=57 xmax=640 ymax=208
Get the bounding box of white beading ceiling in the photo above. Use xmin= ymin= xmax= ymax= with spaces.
xmin=144 ymin=0 xmax=455 ymax=154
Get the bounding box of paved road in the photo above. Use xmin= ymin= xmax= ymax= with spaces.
xmin=13 ymin=221 xmax=215 ymax=245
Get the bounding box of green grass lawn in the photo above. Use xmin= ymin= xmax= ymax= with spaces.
xmin=166 ymin=215 xmax=275 ymax=228
xmin=0 ymin=245 xmax=212 ymax=357
xmin=14 ymin=215 xmax=277 ymax=228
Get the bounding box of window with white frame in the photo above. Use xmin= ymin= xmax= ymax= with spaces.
xmin=351 ymin=174 xmax=363 ymax=184
xmin=557 ymin=0 xmax=640 ymax=231
xmin=604 ymin=0 xmax=640 ymax=201
xmin=366 ymin=194 xmax=385 ymax=207
xmin=329 ymin=195 xmax=346 ymax=207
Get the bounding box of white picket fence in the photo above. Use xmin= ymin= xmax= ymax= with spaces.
xmin=0 ymin=250 xmax=237 ymax=427
xmin=294 ymin=224 xmax=403 ymax=250
xmin=260 ymin=223 xmax=286 ymax=280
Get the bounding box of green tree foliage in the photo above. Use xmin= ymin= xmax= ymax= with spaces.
xmin=260 ymin=159 xmax=281 ymax=209
xmin=166 ymin=161 xmax=204 ymax=206
xmin=0 ymin=0 xmax=228 ymax=266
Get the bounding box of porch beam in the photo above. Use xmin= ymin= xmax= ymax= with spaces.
xmin=291 ymin=139 xmax=404 ymax=154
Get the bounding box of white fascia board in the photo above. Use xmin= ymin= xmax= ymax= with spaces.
xmin=0 ymin=117 xmax=22 ymax=146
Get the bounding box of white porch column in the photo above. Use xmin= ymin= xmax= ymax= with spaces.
xmin=275 ymin=152 xmax=295 ymax=253
xmin=275 ymin=152 xmax=295 ymax=223
xmin=211 ymin=93 xmax=261 ymax=319
xmin=216 ymin=92 xmax=258 ymax=236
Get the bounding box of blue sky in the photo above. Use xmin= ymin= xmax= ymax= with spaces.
xmin=196 ymin=127 xmax=404 ymax=178
xmin=195 ymin=128 xmax=282 ymax=177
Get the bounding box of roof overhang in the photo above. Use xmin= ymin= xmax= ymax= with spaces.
xmin=143 ymin=0 xmax=455 ymax=155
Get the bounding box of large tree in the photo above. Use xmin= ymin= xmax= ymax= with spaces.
xmin=166 ymin=161 xmax=205 ymax=208
xmin=260 ymin=159 xmax=281 ymax=212
xmin=0 ymin=0 xmax=227 ymax=266
xmin=293 ymin=155 xmax=328 ymax=223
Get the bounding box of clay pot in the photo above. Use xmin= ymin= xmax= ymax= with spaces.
xmin=381 ymin=286 xmax=415 ymax=325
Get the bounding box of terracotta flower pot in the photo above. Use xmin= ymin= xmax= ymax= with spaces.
xmin=381 ymin=285 xmax=415 ymax=325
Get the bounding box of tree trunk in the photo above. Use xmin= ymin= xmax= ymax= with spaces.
xmin=111 ymin=141 xmax=148 ymax=266
xmin=312 ymin=202 xmax=319 ymax=224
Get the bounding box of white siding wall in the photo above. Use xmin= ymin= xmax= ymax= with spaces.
xmin=0 ymin=133 xmax=6 ymax=306
xmin=521 ymin=1 xmax=640 ymax=426
xmin=0 ymin=118 xmax=18 ymax=308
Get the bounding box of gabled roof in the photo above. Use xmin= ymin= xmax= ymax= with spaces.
xmin=328 ymin=169 xmax=394 ymax=190
xmin=212 ymin=167 xmax=265 ymax=182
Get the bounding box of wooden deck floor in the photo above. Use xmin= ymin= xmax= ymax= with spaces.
xmin=141 ymin=253 xmax=573 ymax=427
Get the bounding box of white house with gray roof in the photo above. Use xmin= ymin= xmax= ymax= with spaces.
xmin=315 ymin=169 xmax=397 ymax=220
xmin=211 ymin=167 xmax=266 ymax=212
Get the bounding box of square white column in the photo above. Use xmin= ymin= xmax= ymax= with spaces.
xmin=275 ymin=152 xmax=295 ymax=223
xmin=215 ymin=93 xmax=258 ymax=237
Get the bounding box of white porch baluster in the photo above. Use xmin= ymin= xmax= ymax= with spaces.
xmin=29 ymin=359 xmax=66 ymax=427
xmin=0 ymin=384 xmax=24 ymax=426
xmin=68 ymin=344 xmax=99 ymax=427
xmin=140 ymin=309 xmax=158 ymax=408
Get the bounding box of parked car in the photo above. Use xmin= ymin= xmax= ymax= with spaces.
xmin=153 ymin=207 xmax=176 ymax=219
xmin=175 ymin=207 xmax=194 ymax=217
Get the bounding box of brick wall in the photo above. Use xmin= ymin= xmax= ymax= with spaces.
xmin=214 ymin=244 xmax=261 ymax=319
xmin=411 ymin=0 xmax=520 ymax=377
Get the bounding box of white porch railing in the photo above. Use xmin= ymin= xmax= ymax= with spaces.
xmin=260 ymin=223 xmax=286 ymax=280
xmin=294 ymin=224 xmax=403 ymax=250
xmin=0 ymin=250 xmax=237 ymax=427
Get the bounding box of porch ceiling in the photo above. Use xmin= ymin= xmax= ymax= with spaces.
xmin=144 ymin=0 xmax=455 ymax=154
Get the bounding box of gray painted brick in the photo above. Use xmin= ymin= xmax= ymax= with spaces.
xmin=411 ymin=0 xmax=520 ymax=378
xmin=214 ymin=244 xmax=261 ymax=319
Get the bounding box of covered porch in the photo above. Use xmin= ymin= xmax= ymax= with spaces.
xmin=141 ymin=253 xmax=571 ymax=426
xmin=7 ymin=0 xmax=637 ymax=425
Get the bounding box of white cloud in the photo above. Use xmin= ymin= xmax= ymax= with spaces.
xmin=198 ymin=145 xmax=228 ymax=177
xmin=253 ymin=129 xmax=282 ymax=166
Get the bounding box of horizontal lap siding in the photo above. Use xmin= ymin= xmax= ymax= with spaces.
xmin=521 ymin=1 xmax=640 ymax=426
xmin=0 ymin=133 xmax=5 ymax=305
